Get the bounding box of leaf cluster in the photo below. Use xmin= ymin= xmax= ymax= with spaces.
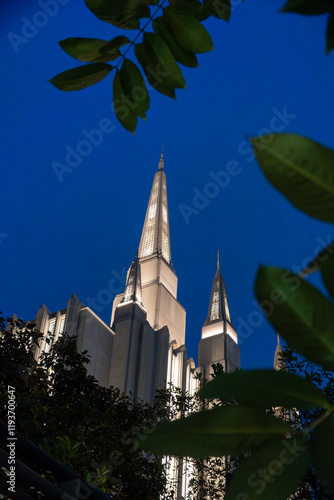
xmin=50 ymin=0 xmax=238 ymax=132
xmin=50 ymin=0 xmax=334 ymax=132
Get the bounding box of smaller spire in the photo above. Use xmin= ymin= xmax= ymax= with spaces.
xmin=204 ymin=254 xmax=232 ymax=326
xmin=122 ymin=256 xmax=143 ymax=306
xmin=159 ymin=143 xmax=164 ymax=170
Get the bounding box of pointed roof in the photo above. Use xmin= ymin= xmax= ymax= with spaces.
xmin=204 ymin=251 xmax=232 ymax=326
xmin=121 ymin=255 xmax=143 ymax=306
xmin=138 ymin=149 xmax=171 ymax=264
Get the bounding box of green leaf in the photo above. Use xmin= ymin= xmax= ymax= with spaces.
xmin=327 ymin=14 xmax=334 ymax=54
xmin=255 ymin=266 xmax=334 ymax=371
xmin=170 ymin=0 xmax=210 ymax=21
xmin=250 ymin=133 xmax=334 ymax=223
xmin=139 ymin=406 xmax=290 ymax=458
xmin=135 ymin=44 xmax=175 ymax=99
xmin=85 ymin=0 xmax=150 ymax=30
xmin=153 ymin=17 xmax=199 ymax=67
xmin=50 ymin=63 xmax=112 ymax=91
xmin=58 ymin=36 xmax=130 ymax=63
xmin=226 ymin=437 xmax=311 ymax=500
xmin=280 ymin=0 xmax=334 ymax=15
xmin=311 ymin=414 xmax=334 ymax=493
xmin=199 ymin=369 xmax=332 ymax=410
xmin=120 ymin=58 xmax=149 ymax=120
xmin=135 ymin=33 xmax=185 ymax=97
xmin=204 ymin=0 xmax=231 ymax=21
xmin=164 ymin=6 xmax=214 ymax=54
xmin=113 ymin=70 xmax=138 ymax=133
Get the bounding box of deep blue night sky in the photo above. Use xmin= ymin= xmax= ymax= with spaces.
xmin=1 ymin=0 xmax=333 ymax=370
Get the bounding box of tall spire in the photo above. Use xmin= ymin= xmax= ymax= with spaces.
xmin=204 ymin=253 xmax=231 ymax=326
xmin=138 ymin=149 xmax=171 ymax=264
xmin=121 ymin=255 xmax=143 ymax=306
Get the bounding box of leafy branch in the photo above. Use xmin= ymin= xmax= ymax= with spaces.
xmin=50 ymin=0 xmax=235 ymax=132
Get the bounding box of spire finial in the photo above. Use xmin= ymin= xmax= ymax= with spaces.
xmin=159 ymin=143 xmax=164 ymax=170
xmin=277 ymin=332 xmax=281 ymax=346
xmin=217 ymin=250 xmax=220 ymax=271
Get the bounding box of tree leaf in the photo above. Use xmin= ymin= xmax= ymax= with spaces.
xmin=327 ymin=14 xmax=334 ymax=54
xmin=280 ymin=0 xmax=334 ymax=15
xmin=226 ymin=437 xmax=311 ymax=500
xmin=120 ymin=58 xmax=150 ymax=120
xmin=199 ymin=369 xmax=332 ymax=410
xmin=135 ymin=44 xmax=175 ymax=98
xmin=139 ymin=406 xmax=290 ymax=458
xmin=250 ymin=133 xmax=334 ymax=223
xmin=50 ymin=63 xmax=112 ymax=91
xmin=135 ymin=33 xmax=185 ymax=97
xmin=204 ymin=0 xmax=231 ymax=21
xmin=255 ymin=266 xmax=334 ymax=371
xmin=153 ymin=17 xmax=199 ymax=67
xmin=311 ymin=414 xmax=334 ymax=493
xmin=170 ymin=0 xmax=211 ymax=21
xmin=58 ymin=36 xmax=130 ymax=63
xmin=113 ymin=70 xmax=138 ymax=133
xmin=84 ymin=0 xmax=150 ymax=30
xmin=164 ymin=6 xmax=214 ymax=54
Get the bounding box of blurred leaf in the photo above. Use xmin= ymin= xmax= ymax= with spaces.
xmin=135 ymin=33 xmax=185 ymax=97
xmin=164 ymin=6 xmax=214 ymax=54
xmin=153 ymin=17 xmax=199 ymax=67
xmin=199 ymin=369 xmax=332 ymax=410
xmin=311 ymin=414 xmax=334 ymax=493
xmin=113 ymin=70 xmax=138 ymax=133
xmin=255 ymin=266 xmax=334 ymax=371
xmin=85 ymin=0 xmax=150 ymax=29
xmin=250 ymin=134 xmax=334 ymax=223
xmin=327 ymin=14 xmax=334 ymax=53
xmin=50 ymin=63 xmax=112 ymax=91
xmin=204 ymin=0 xmax=231 ymax=21
xmin=139 ymin=406 xmax=290 ymax=458
xmin=58 ymin=36 xmax=130 ymax=63
xmin=170 ymin=0 xmax=210 ymax=21
xmin=226 ymin=437 xmax=311 ymax=500
xmin=280 ymin=0 xmax=334 ymax=15
xmin=120 ymin=58 xmax=150 ymax=120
